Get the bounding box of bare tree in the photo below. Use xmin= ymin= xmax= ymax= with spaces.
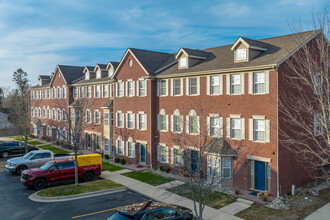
xmin=49 ymin=96 xmax=97 ymax=186
xmin=10 ymin=69 xmax=31 ymax=153
xmin=279 ymin=7 xmax=329 ymax=183
xmin=166 ymin=100 xmax=237 ymax=219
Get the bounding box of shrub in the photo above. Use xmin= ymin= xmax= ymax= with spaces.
xmin=120 ymin=159 xmax=126 ymax=165
xmin=114 ymin=158 xmax=120 ymax=163
xmin=56 ymin=140 xmax=60 ymax=145
xmin=41 ymin=136 xmax=46 ymax=140
xmin=160 ymin=165 xmax=171 ymax=173
xmin=60 ymin=142 xmax=65 ymax=146
xmin=29 ymin=134 xmax=35 ymax=138
xmin=105 ymin=154 xmax=110 ymax=160
xmin=45 ymin=136 xmax=51 ymax=142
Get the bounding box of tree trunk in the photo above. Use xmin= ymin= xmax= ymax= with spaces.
xmin=74 ymin=148 xmax=78 ymax=186
xmin=24 ymin=134 xmax=28 ymax=154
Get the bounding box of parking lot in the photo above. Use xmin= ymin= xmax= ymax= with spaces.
xmin=0 ymin=164 xmax=150 ymax=220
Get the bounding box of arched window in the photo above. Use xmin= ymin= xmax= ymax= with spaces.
xmin=187 ymin=110 xmax=199 ymax=134
xmin=171 ymin=109 xmax=183 ymax=133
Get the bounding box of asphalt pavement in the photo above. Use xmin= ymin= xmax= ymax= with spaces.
xmin=0 ymin=170 xmax=150 ymax=220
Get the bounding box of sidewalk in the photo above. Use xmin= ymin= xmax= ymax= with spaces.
xmin=304 ymin=203 xmax=330 ymax=220
xmin=101 ymin=170 xmax=243 ymax=220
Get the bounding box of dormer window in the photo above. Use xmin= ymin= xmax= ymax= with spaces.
xmin=39 ymin=80 xmax=42 ymax=86
xmin=96 ymin=70 xmax=101 ymax=78
xmin=236 ymin=48 xmax=247 ymax=60
xmin=108 ymin=68 xmax=114 ymax=77
xmin=85 ymin=72 xmax=90 ymax=80
xmin=179 ymin=57 xmax=187 ymax=67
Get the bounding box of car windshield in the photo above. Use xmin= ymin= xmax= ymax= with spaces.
xmin=40 ymin=162 xmax=55 ymax=171
xmin=22 ymin=152 xmax=34 ymax=159
xmin=108 ymin=212 xmax=134 ymax=220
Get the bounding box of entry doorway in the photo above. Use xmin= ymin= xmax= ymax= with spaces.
xmin=249 ymin=159 xmax=271 ymax=192
xmin=138 ymin=143 xmax=147 ymax=165
xmin=188 ymin=150 xmax=199 ymax=173
xmin=255 ymin=161 xmax=266 ymax=191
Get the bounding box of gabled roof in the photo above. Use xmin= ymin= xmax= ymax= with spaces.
xmin=175 ymin=48 xmax=212 ymax=59
xmin=231 ymin=37 xmax=268 ymax=51
xmin=31 ymin=82 xmax=50 ymax=89
xmin=94 ymin=64 xmax=107 ymax=72
xmin=101 ymin=99 xmax=113 ymax=108
xmin=83 ymin=66 xmax=95 ymax=73
xmin=205 ymin=138 xmax=237 ymax=156
xmin=106 ymin=61 xmax=120 ymax=70
xmin=55 ymin=65 xmax=85 ymax=85
xmin=38 ymin=75 xmax=50 ymax=80
xmin=157 ymin=30 xmax=320 ymax=77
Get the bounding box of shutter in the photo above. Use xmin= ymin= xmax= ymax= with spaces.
xmin=186 ymin=115 xmax=190 ymax=134
xmin=145 ymin=114 xmax=147 ymax=130
xmin=157 ymin=114 xmax=160 ymax=130
xmin=180 ymin=149 xmax=184 ymax=166
xmin=248 ymin=72 xmax=253 ymax=94
xmin=100 ymin=85 xmax=103 ymax=97
xmin=125 ymin=113 xmax=128 ymax=128
xmin=180 ymin=115 xmax=184 ymax=133
xmin=226 ymin=74 xmax=230 ymax=94
xmin=132 ymin=81 xmax=135 ymax=96
xmin=241 ymin=118 xmax=245 ymax=140
xmin=265 ymin=71 xmax=270 ymax=94
xmin=136 ymin=81 xmax=139 ymax=96
xmin=157 ymin=80 xmax=159 ymax=96
xmin=165 ymin=79 xmax=169 ymax=96
xmin=226 ymin=118 xmax=231 ymax=138
xmin=170 ymin=148 xmax=174 ymax=164
xmin=220 ymin=75 xmax=223 ymax=95
xmin=220 ymin=117 xmax=224 ymax=137
xmin=122 ymin=141 xmax=125 ymax=154
xmin=241 ymin=73 xmax=245 ymax=94
xmin=115 ymin=113 xmax=118 ymax=127
xmin=116 ymin=140 xmax=118 ymax=154
xmin=207 ymin=117 xmax=210 ymax=136
xmin=197 ymin=116 xmax=200 ymax=134
xmin=132 ymin=143 xmax=136 ymax=158
xmin=180 ymin=78 xmax=183 ymax=95
xmin=171 ymin=115 xmax=174 ymax=132
xmin=166 ymin=115 xmax=169 ymax=131
xmin=115 ymin=83 xmax=118 ymax=97
xmin=166 ymin=147 xmax=169 ymax=163
xmin=125 ymin=82 xmax=128 ymax=96
xmin=125 ymin=142 xmax=128 ymax=156
xmin=265 ymin=120 xmax=270 ymax=142
xmin=145 ymin=80 xmax=148 ymax=96
xmin=170 ymin=79 xmax=174 ymax=96
xmin=249 ymin=119 xmax=254 ymax=141
xmin=186 ymin=78 xmax=189 ymax=95
xmin=197 ymin=77 xmax=200 ymax=95
xmin=137 ymin=114 xmax=140 ymax=130
xmin=157 ymin=145 xmax=160 ymax=161
xmin=132 ymin=114 xmax=135 ymax=129
xmin=206 ymin=76 xmax=210 ymax=95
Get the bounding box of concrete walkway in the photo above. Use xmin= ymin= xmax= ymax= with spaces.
xmin=220 ymin=198 xmax=254 ymax=215
xmin=304 ymin=203 xmax=330 ymax=220
xmin=101 ymin=170 xmax=243 ymax=220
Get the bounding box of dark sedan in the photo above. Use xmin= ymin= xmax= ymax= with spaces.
xmin=0 ymin=141 xmax=38 ymax=158
xmin=108 ymin=201 xmax=193 ymax=220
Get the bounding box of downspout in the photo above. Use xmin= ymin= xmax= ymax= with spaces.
xmin=149 ymin=79 xmax=153 ymax=169
xmin=276 ymin=65 xmax=280 ymax=197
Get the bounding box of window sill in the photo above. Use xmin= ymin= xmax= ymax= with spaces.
xmin=187 ymin=94 xmax=199 ymax=96
xmin=252 ymin=140 xmax=267 ymax=143
xmin=159 ymin=130 xmax=168 ymax=133
xmin=229 ymin=93 xmax=243 ymax=96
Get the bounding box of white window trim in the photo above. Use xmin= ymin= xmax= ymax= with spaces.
xmin=157 ymin=109 xmax=169 ymax=132
xmin=116 ymin=111 xmax=124 ymax=128
xmin=126 ymin=79 xmax=135 ymax=97
xmin=116 ymin=81 xmax=124 ymax=97
xmin=226 ymin=115 xmax=245 ymax=140
xmin=137 ymin=79 xmax=147 ymax=97
xmin=126 ymin=112 xmax=135 ymax=129
xmin=157 ymin=79 xmax=168 ymax=97
xmin=186 ymin=77 xmax=200 ymax=96
xmin=157 ymin=144 xmax=169 ymax=164
xmin=137 ymin=112 xmax=147 ymax=131
xmin=94 ymin=110 xmax=101 ymax=124
xmin=171 ymin=78 xmax=183 ymax=96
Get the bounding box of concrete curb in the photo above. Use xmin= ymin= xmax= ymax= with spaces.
xmin=28 ymin=186 xmax=127 ymax=202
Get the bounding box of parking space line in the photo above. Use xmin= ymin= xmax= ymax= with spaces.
xmin=71 ymin=207 xmax=120 ymax=219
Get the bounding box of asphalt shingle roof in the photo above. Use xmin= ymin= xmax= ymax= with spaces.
xmin=205 ymin=138 xmax=237 ymax=156
xmin=58 ymin=65 xmax=85 ymax=84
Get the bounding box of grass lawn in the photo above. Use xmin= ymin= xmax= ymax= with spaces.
xmin=37 ymin=180 xmax=123 ymax=197
xmin=236 ymin=188 xmax=330 ymax=220
xmin=8 ymin=136 xmax=32 ymax=141
xmin=38 ymin=145 xmax=70 ymax=154
xmin=168 ymin=183 xmax=236 ymax=209
xmin=27 ymin=140 xmax=43 ymax=145
xmin=122 ymin=171 xmax=173 ymax=186
xmin=102 ymin=161 xmax=123 ymax=172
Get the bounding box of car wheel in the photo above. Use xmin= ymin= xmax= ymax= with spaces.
xmin=16 ymin=165 xmax=27 ymax=175
xmin=1 ymin=151 xmax=9 ymax=158
xmin=33 ymin=178 xmax=46 ymax=190
xmin=83 ymin=172 xmax=95 ymax=182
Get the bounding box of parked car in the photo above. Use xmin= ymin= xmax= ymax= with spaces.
xmin=5 ymin=150 xmax=72 ymax=174
xmin=0 ymin=141 xmax=38 ymax=158
xmin=107 ymin=201 xmax=193 ymax=220
xmin=21 ymin=154 xmax=102 ymax=190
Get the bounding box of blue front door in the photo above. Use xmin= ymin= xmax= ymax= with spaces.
xmin=140 ymin=144 xmax=146 ymax=163
xmin=255 ymin=161 xmax=266 ymax=191
xmin=191 ymin=150 xmax=198 ymax=173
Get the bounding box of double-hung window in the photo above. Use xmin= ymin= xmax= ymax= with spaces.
xmin=236 ymin=48 xmax=246 ymax=60
xmin=95 ymin=85 xmax=101 ymax=98
xmin=96 ymin=136 xmax=101 ymax=150
xmin=231 ymin=118 xmax=241 ymax=139
xmin=254 ymin=119 xmax=266 ymax=141
xmin=179 ymin=57 xmax=187 ymax=67
xmin=73 ymin=87 xmax=78 ymax=98
xmin=230 ymin=74 xmax=241 ymax=94
xmin=210 ymin=117 xmax=221 ymax=137
xmin=210 ymin=76 xmax=220 ymax=95
xmin=127 ymin=141 xmax=134 ymax=157
xmin=127 ymin=81 xmax=134 ymax=97
xmin=117 ymin=137 xmax=124 ymax=155
xmin=62 ymin=109 xmax=67 ymax=121
xmin=57 ymin=109 xmax=61 ymax=120
xmin=117 ymin=113 xmax=124 ymax=128
xmin=87 ymin=86 xmax=91 ymax=98
xmin=104 ymin=138 xmax=110 ymax=151
xmin=104 ymin=112 xmax=109 ymax=126
xmin=94 ymin=111 xmax=100 ymax=124
xmin=173 ymin=148 xmax=182 ymax=166
xmin=86 ymin=110 xmax=92 ymax=123
xmin=80 ymin=87 xmax=85 ymax=98
xmin=102 ymin=85 xmax=109 ymax=97
xmin=313 ymin=73 xmax=323 ymax=95
xmin=254 ymin=72 xmax=265 ymax=94
xmin=314 ymin=113 xmax=323 ymax=136
xmin=57 ymin=87 xmax=61 ymax=98
xmin=189 ymin=78 xmax=198 ymax=95
xmin=159 ymin=145 xmax=168 ymax=163
xmin=52 ymin=109 xmax=56 ymax=120
xmin=173 ymin=115 xmax=182 ymax=133
xmin=159 ymin=80 xmax=167 ymax=96
xmin=173 ymin=79 xmax=181 ymax=96
xmin=159 ymin=114 xmax=168 ymax=131
xmin=208 ymin=155 xmax=220 ymax=177
xmin=127 ymin=113 xmax=134 ymax=129
xmin=189 ymin=115 xmax=198 ymax=134
xmin=52 ymin=88 xmax=56 ymax=99
xmin=138 ymin=114 xmax=146 ymax=130
xmin=117 ymin=82 xmax=124 ymax=97
xmin=138 ymin=80 xmax=146 ymax=96
xmin=62 ymin=87 xmax=66 ymax=98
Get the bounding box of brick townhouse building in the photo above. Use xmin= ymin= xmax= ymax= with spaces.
xmin=30 ymin=30 xmax=325 ymax=196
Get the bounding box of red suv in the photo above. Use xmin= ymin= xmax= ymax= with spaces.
xmin=21 ymin=159 xmax=101 ymax=190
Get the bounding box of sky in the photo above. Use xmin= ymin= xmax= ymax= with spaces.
xmin=0 ymin=0 xmax=327 ymax=89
